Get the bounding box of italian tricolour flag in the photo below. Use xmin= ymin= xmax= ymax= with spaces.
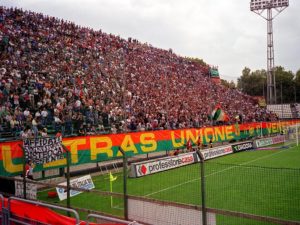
xmin=211 ymin=104 xmax=229 ymax=122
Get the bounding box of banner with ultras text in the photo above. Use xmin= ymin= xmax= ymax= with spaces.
xmin=0 ymin=120 xmax=298 ymax=176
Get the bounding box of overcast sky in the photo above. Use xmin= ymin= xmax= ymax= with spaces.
xmin=2 ymin=0 xmax=300 ymax=81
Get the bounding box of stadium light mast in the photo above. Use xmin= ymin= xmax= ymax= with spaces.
xmin=250 ymin=0 xmax=289 ymax=104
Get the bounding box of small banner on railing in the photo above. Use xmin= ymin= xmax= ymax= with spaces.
xmin=15 ymin=180 xmax=37 ymax=200
xmin=56 ymin=174 xmax=95 ymax=201
xmin=23 ymin=137 xmax=64 ymax=164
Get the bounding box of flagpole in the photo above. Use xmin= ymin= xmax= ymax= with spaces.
xmin=297 ymin=122 xmax=299 ymax=147
xmin=110 ymin=177 xmax=113 ymax=208
xmin=110 ymin=172 xmax=113 ymax=208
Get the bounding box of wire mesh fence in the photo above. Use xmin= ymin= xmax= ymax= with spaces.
xmin=124 ymin=150 xmax=300 ymax=225
xmin=204 ymin=162 xmax=300 ymax=225
xmin=1 ymin=147 xmax=300 ymax=225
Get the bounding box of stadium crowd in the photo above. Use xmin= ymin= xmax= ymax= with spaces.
xmin=0 ymin=7 xmax=278 ymax=138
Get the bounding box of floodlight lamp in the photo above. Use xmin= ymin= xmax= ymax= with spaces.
xmin=250 ymin=0 xmax=289 ymax=11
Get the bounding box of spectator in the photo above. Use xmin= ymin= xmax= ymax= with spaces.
xmin=25 ymin=160 xmax=34 ymax=180
xmin=0 ymin=7 xmax=278 ymax=139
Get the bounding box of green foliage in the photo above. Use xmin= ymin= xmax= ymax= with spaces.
xmin=295 ymin=69 xmax=300 ymax=102
xmin=185 ymin=57 xmax=208 ymax=67
xmin=275 ymin=66 xmax=295 ymax=103
xmin=221 ymin=79 xmax=236 ymax=89
xmin=238 ymin=66 xmax=300 ymax=103
xmin=237 ymin=67 xmax=267 ymax=96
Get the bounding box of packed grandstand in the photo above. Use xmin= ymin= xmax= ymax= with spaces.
xmin=0 ymin=7 xmax=281 ymax=139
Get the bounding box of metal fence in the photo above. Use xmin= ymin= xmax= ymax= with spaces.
xmin=124 ymin=150 xmax=300 ymax=225
xmin=1 ymin=148 xmax=300 ymax=225
xmin=0 ymin=194 xmax=140 ymax=225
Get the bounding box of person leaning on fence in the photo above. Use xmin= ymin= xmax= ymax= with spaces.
xmin=197 ymin=135 xmax=202 ymax=150
xmin=25 ymin=160 xmax=34 ymax=180
xmin=209 ymin=138 xmax=213 ymax=148
xmin=173 ymin=149 xmax=180 ymax=156
xmin=186 ymin=139 xmax=192 ymax=152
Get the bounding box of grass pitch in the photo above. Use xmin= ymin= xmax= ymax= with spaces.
xmin=38 ymin=143 xmax=300 ymax=224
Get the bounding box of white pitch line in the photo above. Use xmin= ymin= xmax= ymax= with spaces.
xmin=144 ymin=149 xmax=287 ymax=197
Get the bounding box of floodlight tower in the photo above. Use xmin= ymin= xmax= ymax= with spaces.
xmin=250 ymin=0 xmax=289 ymax=104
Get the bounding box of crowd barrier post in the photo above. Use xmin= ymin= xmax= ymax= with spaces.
xmin=0 ymin=194 xmax=5 ymax=225
xmin=118 ymin=147 xmax=128 ymax=220
xmin=62 ymin=144 xmax=71 ymax=215
xmin=197 ymin=150 xmax=207 ymax=225
xmin=18 ymin=144 xmax=27 ymax=199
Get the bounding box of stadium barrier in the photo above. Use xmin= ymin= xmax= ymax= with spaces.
xmin=254 ymin=135 xmax=285 ymax=148
xmin=127 ymin=196 xmax=216 ymax=225
xmin=231 ymin=141 xmax=254 ymax=152
xmin=129 ymin=152 xmax=200 ymax=178
xmin=0 ymin=195 xmax=139 ymax=225
xmin=0 ymin=194 xmax=4 ymax=225
xmin=201 ymin=145 xmax=233 ymax=160
xmin=86 ymin=214 xmax=140 ymax=225
xmin=7 ymin=196 xmax=80 ymax=225
xmin=0 ymin=132 xmax=299 ymax=224
xmin=126 ymin=195 xmax=300 ymax=225
xmin=2 ymin=120 xmax=300 ymax=177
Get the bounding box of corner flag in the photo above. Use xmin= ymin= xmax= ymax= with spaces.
xmin=109 ymin=172 xmax=117 ymax=182
xmin=109 ymin=172 xmax=117 ymax=207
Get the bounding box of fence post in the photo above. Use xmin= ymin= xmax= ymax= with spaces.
xmin=62 ymin=145 xmax=71 ymax=215
xmin=19 ymin=144 xmax=27 ymax=199
xmin=118 ymin=147 xmax=128 ymax=220
xmin=197 ymin=150 xmax=207 ymax=225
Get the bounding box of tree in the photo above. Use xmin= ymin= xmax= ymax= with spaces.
xmin=221 ymin=79 xmax=236 ymax=89
xmin=237 ymin=66 xmax=298 ymax=103
xmin=237 ymin=67 xmax=266 ymax=96
xmin=275 ymin=66 xmax=295 ymax=103
xmin=185 ymin=57 xmax=207 ymax=67
xmin=294 ymin=69 xmax=300 ymax=103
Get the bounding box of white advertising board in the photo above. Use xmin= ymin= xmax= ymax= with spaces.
xmin=201 ymin=145 xmax=233 ymax=160
xmin=56 ymin=175 xmax=95 ymax=201
xmin=130 ymin=152 xmax=200 ymax=178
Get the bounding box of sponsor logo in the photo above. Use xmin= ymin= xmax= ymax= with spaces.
xmin=138 ymin=165 xmax=147 ymax=175
xmin=255 ymin=138 xmax=273 ymax=147
xmin=272 ymin=136 xmax=285 ymax=144
xmin=135 ymin=153 xmax=197 ymax=177
xmin=232 ymin=142 xmax=253 ymax=152
xmin=202 ymin=146 xmax=233 ymax=160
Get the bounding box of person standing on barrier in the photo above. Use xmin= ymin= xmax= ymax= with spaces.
xmin=25 ymin=160 xmax=34 ymax=180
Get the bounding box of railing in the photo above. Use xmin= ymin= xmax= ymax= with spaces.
xmin=0 ymin=196 xmax=139 ymax=225
xmin=7 ymin=197 xmax=80 ymax=225
xmin=0 ymin=194 xmax=4 ymax=225
xmin=86 ymin=214 xmax=140 ymax=225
